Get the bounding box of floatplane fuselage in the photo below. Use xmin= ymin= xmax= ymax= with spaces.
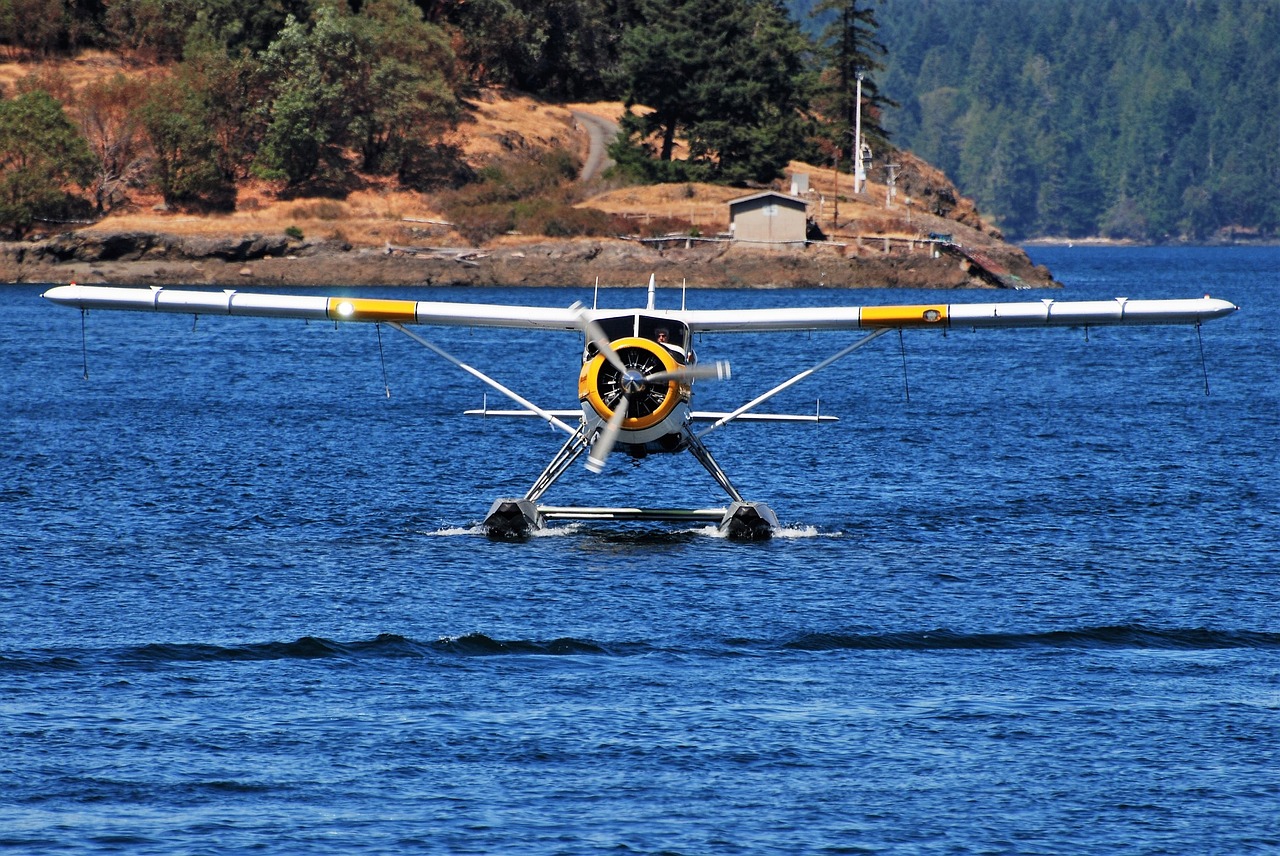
xmin=42 ymin=278 xmax=1238 ymax=540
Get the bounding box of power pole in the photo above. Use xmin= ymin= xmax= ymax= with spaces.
xmin=832 ymin=148 xmax=839 ymax=230
xmin=853 ymin=71 xmax=865 ymax=194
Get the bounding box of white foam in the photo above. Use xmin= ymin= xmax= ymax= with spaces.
xmin=425 ymin=524 xmax=488 ymax=537
xmin=424 ymin=521 xmax=838 ymax=539
xmin=424 ymin=522 xmax=587 ymax=538
xmin=529 ymin=522 xmax=586 ymax=537
xmin=676 ymin=524 xmax=840 ymax=539
xmin=773 ymin=525 xmax=835 ymax=539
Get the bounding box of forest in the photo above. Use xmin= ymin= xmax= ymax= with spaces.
xmin=0 ymin=0 xmax=884 ymax=238
xmin=1 ymin=0 xmax=1274 ymax=242
xmin=868 ymin=0 xmax=1280 ymax=240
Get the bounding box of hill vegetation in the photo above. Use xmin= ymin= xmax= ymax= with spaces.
xmin=869 ymin=0 xmax=1280 ymax=241
xmin=5 ymin=0 xmax=1273 ymax=245
xmin=0 ymin=0 xmax=900 ymax=241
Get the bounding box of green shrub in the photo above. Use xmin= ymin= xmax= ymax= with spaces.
xmin=440 ymin=149 xmax=591 ymax=244
xmin=632 ymin=215 xmax=695 ymax=238
xmin=451 ymin=203 xmax=516 ymax=245
xmin=514 ymin=201 xmax=626 ymax=238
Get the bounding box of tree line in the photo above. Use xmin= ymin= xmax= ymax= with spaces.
xmin=872 ymin=0 xmax=1280 ymax=241
xmin=0 ymin=0 xmax=891 ymax=237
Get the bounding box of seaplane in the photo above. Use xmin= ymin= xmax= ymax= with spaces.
xmin=42 ymin=278 xmax=1237 ymax=540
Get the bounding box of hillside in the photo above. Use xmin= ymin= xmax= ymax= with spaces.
xmin=1 ymin=55 xmax=1052 ymax=289
xmin=871 ymin=0 xmax=1280 ymax=242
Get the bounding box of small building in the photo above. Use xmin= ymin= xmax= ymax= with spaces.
xmin=728 ymin=190 xmax=809 ymax=244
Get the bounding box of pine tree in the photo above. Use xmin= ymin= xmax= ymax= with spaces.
xmin=810 ymin=0 xmax=892 ymax=156
xmin=612 ymin=0 xmax=810 ymax=183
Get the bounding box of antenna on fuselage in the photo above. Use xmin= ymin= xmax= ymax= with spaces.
xmin=646 ymin=273 xmax=656 ymax=311
xmin=593 ymin=277 xmax=599 ymax=310
xmin=682 ymin=278 xmax=687 ymax=311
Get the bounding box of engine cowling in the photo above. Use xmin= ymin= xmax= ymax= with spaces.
xmin=578 ymin=336 xmax=690 ymax=438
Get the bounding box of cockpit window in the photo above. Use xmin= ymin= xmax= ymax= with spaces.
xmin=583 ymin=314 xmax=691 ymax=362
xmin=641 ymin=320 xmax=687 ymax=349
xmin=584 ymin=315 xmax=635 ymax=359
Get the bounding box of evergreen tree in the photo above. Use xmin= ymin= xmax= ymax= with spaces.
xmin=350 ymin=0 xmax=458 ymax=177
xmin=810 ymin=0 xmax=892 ymax=155
xmin=0 ymin=89 xmax=95 ymax=236
xmin=871 ymin=0 xmax=1280 ymax=240
xmin=434 ymin=0 xmax=629 ymax=98
xmin=138 ymin=73 xmax=234 ymax=209
xmin=612 ymin=0 xmax=810 ymax=183
xmin=255 ymin=8 xmax=364 ymax=185
xmin=437 ymin=0 xmax=541 ymax=89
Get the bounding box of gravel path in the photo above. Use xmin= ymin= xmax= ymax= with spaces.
xmin=571 ymin=110 xmax=619 ymax=182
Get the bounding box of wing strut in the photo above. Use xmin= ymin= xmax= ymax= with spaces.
xmin=697 ymin=328 xmax=891 ymax=438
xmin=1196 ymin=322 xmax=1211 ymax=396
xmin=79 ymin=308 xmax=89 ymax=380
xmin=375 ymin=323 xmax=391 ymax=398
xmin=386 ymin=322 xmax=576 ymax=436
xmin=525 ymin=425 xmax=594 ymax=502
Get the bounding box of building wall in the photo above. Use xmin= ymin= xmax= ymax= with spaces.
xmin=730 ymin=197 xmax=807 ymax=243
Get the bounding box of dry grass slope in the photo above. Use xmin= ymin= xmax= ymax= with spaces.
xmin=0 ymin=51 xmax=1000 ymax=250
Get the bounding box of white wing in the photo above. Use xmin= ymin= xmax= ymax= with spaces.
xmin=42 ymin=285 xmax=1237 ymax=330
xmin=41 ymin=285 xmax=582 ymax=330
xmin=672 ymin=297 xmax=1238 ymax=331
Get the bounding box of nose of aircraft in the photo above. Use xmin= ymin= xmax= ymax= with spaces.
xmin=621 ymin=370 xmax=647 ymax=394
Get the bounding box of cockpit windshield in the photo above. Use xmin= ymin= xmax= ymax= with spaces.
xmin=640 ymin=319 xmax=687 ymax=351
xmin=583 ymin=314 xmax=692 ymax=362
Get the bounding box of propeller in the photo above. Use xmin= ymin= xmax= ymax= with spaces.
xmin=647 ymin=363 xmax=731 ymax=384
xmin=585 ymin=360 xmax=729 ymax=473
xmin=583 ymin=354 xmax=731 ymax=474
xmin=572 ymin=302 xmax=627 ymax=375
xmin=585 ymin=390 xmax=630 ymax=473
xmin=572 ymin=302 xmax=730 ymax=473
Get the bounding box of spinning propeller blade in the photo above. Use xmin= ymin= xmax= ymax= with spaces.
xmin=573 ymin=301 xmax=732 ymax=474
xmin=647 ymin=361 xmax=731 ymax=384
xmin=571 ymin=302 xmax=627 ymax=374
xmin=584 ymin=360 xmax=730 ymax=473
xmin=586 ymin=394 xmax=629 ymax=474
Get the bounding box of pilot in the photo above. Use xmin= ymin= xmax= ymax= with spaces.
xmin=654 ymin=327 xmax=688 ymax=364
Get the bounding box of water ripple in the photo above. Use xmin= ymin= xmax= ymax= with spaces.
xmin=4 ymin=625 xmax=1277 ymax=673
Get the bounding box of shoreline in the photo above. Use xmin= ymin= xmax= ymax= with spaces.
xmin=1022 ymin=236 xmax=1280 ymax=248
xmin=2 ymin=233 xmax=1059 ymax=290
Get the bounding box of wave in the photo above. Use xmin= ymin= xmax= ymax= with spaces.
xmin=779 ymin=626 xmax=1280 ymax=651
xmin=4 ymin=625 xmax=1279 ymax=673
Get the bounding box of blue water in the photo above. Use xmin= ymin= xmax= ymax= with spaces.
xmin=3 ymin=246 xmax=1277 ymax=854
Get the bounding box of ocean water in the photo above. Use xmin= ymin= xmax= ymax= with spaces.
xmin=2 ymin=246 xmax=1277 ymax=854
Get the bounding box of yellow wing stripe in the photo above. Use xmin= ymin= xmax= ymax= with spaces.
xmin=327 ymin=297 xmax=419 ymax=323
xmin=860 ymin=305 xmax=949 ymax=327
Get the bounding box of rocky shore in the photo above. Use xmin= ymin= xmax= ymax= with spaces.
xmin=1 ymin=229 xmax=1058 ymax=290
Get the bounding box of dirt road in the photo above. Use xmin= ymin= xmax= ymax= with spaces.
xmin=572 ymin=110 xmax=619 ymax=182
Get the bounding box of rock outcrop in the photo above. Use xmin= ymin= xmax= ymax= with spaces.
xmin=2 ymin=230 xmax=1056 ymax=290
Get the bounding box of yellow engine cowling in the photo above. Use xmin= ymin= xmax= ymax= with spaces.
xmin=578 ymin=336 xmax=690 ymax=430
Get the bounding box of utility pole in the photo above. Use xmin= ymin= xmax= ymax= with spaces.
xmin=853 ymin=71 xmax=865 ymax=195
xmin=885 ymin=162 xmax=899 ymax=208
xmin=832 ymin=148 xmax=839 ymax=230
